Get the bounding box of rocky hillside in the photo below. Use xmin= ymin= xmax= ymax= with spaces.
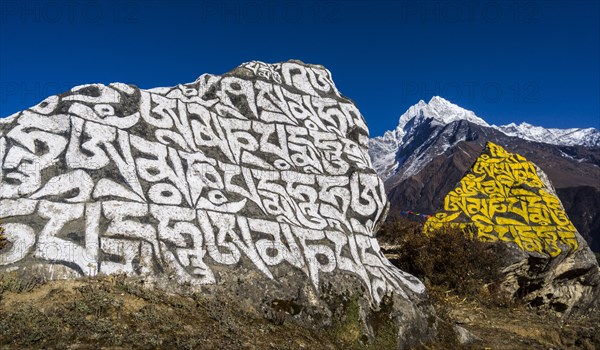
xmin=2 ymin=238 xmax=599 ymax=349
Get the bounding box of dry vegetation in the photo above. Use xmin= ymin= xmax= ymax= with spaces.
xmin=0 ymin=272 xmax=328 ymax=349
xmin=379 ymin=218 xmax=503 ymax=303
xmin=0 ymin=271 xmax=402 ymax=350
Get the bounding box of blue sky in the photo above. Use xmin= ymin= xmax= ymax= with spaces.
xmin=0 ymin=0 xmax=598 ymax=137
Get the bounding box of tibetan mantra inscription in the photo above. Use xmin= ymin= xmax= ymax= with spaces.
xmin=425 ymin=142 xmax=579 ymax=257
xmin=0 ymin=61 xmax=424 ymax=303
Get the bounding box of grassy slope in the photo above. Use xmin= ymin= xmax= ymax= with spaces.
xmin=0 ymin=272 xmax=404 ymax=350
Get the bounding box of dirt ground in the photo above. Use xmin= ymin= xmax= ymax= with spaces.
xmin=425 ymin=290 xmax=599 ymax=350
xmin=1 ymin=272 xmax=598 ymax=349
xmin=0 ymin=274 xmax=342 ymax=350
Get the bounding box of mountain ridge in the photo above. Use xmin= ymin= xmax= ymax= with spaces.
xmin=370 ymin=96 xmax=600 ymax=182
xmin=369 ymin=96 xmax=600 ymax=251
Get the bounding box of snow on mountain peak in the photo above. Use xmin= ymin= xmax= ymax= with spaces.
xmin=370 ymin=97 xmax=489 ymax=181
xmin=494 ymin=121 xmax=600 ymax=147
xmin=396 ymin=96 xmax=489 ymax=132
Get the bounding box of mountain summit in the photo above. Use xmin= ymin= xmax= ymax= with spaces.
xmin=370 ymin=96 xmax=490 ymax=181
xmin=397 ymin=96 xmax=489 ymax=131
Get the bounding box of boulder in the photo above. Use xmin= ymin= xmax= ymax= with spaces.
xmin=425 ymin=142 xmax=599 ymax=313
xmin=0 ymin=60 xmax=435 ymax=348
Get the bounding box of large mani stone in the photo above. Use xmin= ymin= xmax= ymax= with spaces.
xmin=425 ymin=142 xmax=600 ymax=313
xmin=0 ymin=60 xmax=435 ymax=348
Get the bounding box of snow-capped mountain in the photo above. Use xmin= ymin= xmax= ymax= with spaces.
xmin=369 ymin=96 xmax=600 ymax=251
xmin=370 ymin=97 xmax=491 ymax=181
xmin=370 ymin=96 xmax=600 ymax=182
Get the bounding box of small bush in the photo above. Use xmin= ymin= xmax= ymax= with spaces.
xmin=380 ymin=217 xmax=504 ymax=303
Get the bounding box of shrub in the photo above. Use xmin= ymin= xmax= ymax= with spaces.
xmin=380 ymin=217 xmax=504 ymax=302
xmin=376 ymin=214 xmax=423 ymax=246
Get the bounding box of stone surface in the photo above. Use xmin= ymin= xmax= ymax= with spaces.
xmin=0 ymin=60 xmax=435 ymax=348
xmin=453 ymin=325 xmax=477 ymax=345
xmin=425 ymin=142 xmax=599 ymax=312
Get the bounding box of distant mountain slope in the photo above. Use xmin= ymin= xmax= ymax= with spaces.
xmin=495 ymin=122 xmax=600 ymax=148
xmin=369 ymin=97 xmax=600 ymax=251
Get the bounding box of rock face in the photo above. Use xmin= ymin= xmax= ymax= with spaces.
xmin=425 ymin=142 xmax=599 ymax=312
xmin=0 ymin=60 xmax=434 ymax=347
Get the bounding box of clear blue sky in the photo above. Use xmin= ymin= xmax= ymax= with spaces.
xmin=1 ymin=0 xmax=598 ymax=137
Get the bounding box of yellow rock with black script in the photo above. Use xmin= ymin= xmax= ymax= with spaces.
xmin=424 ymin=142 xmax=578 ymax=257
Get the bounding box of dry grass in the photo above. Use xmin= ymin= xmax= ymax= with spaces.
xmin=0 ymin=273 xmax=336 ymax=349
xmin=0 ymin=273 xmax=407 ymax=350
